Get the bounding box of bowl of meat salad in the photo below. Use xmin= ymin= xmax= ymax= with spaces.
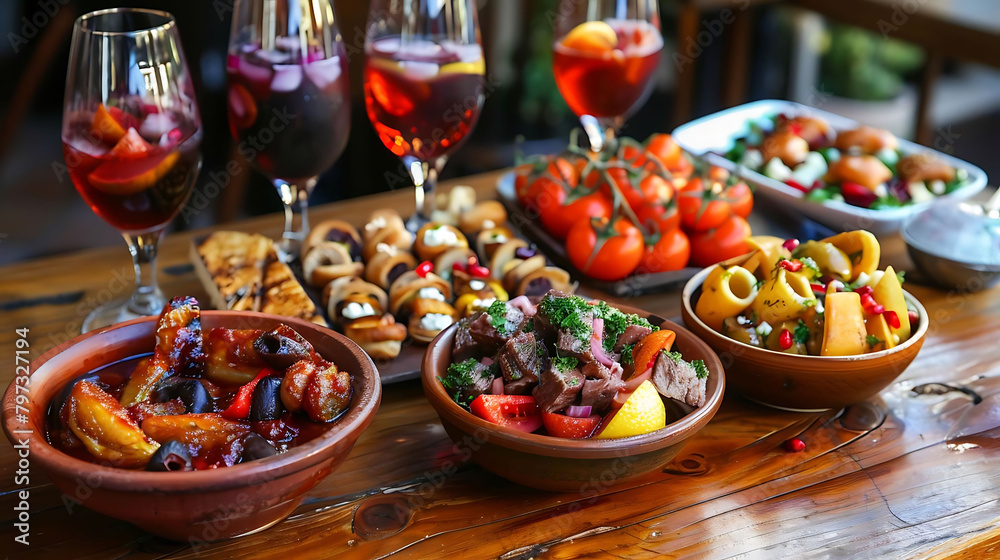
xmin=421 ymin=290 xmax=724 ymax=491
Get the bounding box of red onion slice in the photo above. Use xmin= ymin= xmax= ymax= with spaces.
xmin=490 ymin=377 xmax=504 ymax=395
xmin=565 ymin=405 xmax=592 ymax=418
xmin=508 ymin=295 xmax=537 ymax=317
xmin=590 ymin=317 xmax=614 ymax=367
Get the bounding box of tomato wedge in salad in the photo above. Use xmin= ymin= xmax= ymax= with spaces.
xmin=541 ymin=411 xmax=601 ymax=439
xmin=470 ymin=395 xmax=543 ymax=433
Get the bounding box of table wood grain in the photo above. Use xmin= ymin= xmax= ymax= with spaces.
xmin=2 ymin=170 xmax=1000 ymax=559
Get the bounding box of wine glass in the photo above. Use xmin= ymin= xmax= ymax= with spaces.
xmin=227 ymin=0 xmax=351 ymax=261
xmin=62 ymin=8 xmax=203 ymax=332
xmin=363 ymin=0 xmax=486 ymax=231
xmin=553 ymin=0 xmax=662 ymax=151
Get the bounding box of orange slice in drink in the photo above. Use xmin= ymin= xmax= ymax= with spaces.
xmin=88 ymin=150 xmax=180 ymax=196
xmin=561 ymin=21 xmax=618 ymax=55
xmin=91 ymin=104 xmax=138 ymax=144
xmin=107 ymin=128 xmax=154 ymax=160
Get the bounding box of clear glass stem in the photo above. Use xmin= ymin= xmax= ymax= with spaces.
xmin=581 ymin=115 xmax=624 ymax=154
xmin=404 ymin=156 xmax=445 ymax=232
xmin=122 ymin=230 xmax=166 ymax=317
xmin=274 ymin=177 xmax=317 ymax=262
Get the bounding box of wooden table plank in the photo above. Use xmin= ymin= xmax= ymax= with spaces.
xmin=3 ymin=169 xmax=1000 ymax=558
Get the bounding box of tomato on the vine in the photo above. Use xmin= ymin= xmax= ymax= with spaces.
xmin=524 ymin=178 xmax=566 ymax=217
xmin=634 ymin=201 xmax=680 ymax=234
xmin=726 ymin=181 xmax=753 ymax=218
xmin=639 ymin=228 xmax=690 ymax=273
xmin=689 ymin=215 xmax=752 ymax=267
xmin=540 ymin=191 xmax=613 ymax=241
xmin=646 ymin=134 xmax=682 ymax=168
xmin=679 ymin=188 xmax=731 ymax=232
xmin=566 ymin=217 xmax=644 ymax=281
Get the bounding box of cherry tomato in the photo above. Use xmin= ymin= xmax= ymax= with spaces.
xmin=524 ymin=177 xmax=567 ymax=218
xmin=598 ymin=167 xmax=643 ymax=210
xmin=541 ymin=411 xmax=601 ymax=439
xmin=726 ymin=181 xmax=754 ymax=218
xmin=547 ymin=156 xmax=579 ymax=188
xmin=470 ymin=394 xmax=543 ymax=433
xmin=639 ymin=228 xmax=690 ymax=273
xmin=689 ymin=215 xmax=752 ymax=267
xmin=541 ymin=191 xmax=613 ymax=241
xmin=639 ymin=174 xmax=674 ymax=204
xmin=646 ymin=134 xmax=682 ymax=168
xmin=678 ymin=187 xmax=731 ymax=232
xmin=513 ymin=163 xmax=534 ymax=203
xmin=635 ymin=202 xmax=680 ymax=234
xmin=566 ymin=217 xmax=644 ymax=281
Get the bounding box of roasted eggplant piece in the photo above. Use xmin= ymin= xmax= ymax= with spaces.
xmin=253 ymin=325 xmax=314 ymax=369
xmin=67 ymin=381 xmax=161 ymax=468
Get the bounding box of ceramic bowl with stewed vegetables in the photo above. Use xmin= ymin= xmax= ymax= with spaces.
xmin=1 ymin=297 xmax=380 ymax=541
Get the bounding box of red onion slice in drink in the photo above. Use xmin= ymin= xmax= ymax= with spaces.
xmin=270 ymin=64 xmax=303 ymax=93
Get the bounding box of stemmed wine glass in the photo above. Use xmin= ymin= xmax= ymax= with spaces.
xmin=227 ymin=0 xmax=351 ymax=260
xmin=363 ymin=0 xmax=486 ymax=231
xmin=553 ymin=0 xmax=662 ymax=151
xmin=62 ymin=8 xmax=203 ymax=332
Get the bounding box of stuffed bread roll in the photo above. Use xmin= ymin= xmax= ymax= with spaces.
xmin=388 ymin=270 xmax=451 ymax=319
xmin=414 ymin=223 xmax=468 ymax=262
xmin=302 ymin=242 xmax=364 ymax=287
xmin=324 ymin=277 xmax=389 ymax=325
xmin=365 ymin=246 xmax=417 ymax=290
xmin=343 ymin=314 xmax=408 ymax=360
xmin=407 ymin=297 xmax=458 ymax=343
xmin=518 ymin=267 xmax=575 ymax=299
xmin=303 ymin=219 xmax=362 ymax=261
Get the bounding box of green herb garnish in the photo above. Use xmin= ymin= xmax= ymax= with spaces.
xmin=553 ymin=356 xmax=579 ymax=373
xmin=621 ymin=343 xmax=636 ymax=365
xmin=692 ymin=359 xmax=709 ymax=380
xmin=793 ymin=320 xmax=811 ymax=344
xmin=538 ymin=293 xmax=592 ymax=342
xmin=896 ymin=270 xmax=906 ymax=285
xmin=439 ymin=359 xmax=479 ymax=392
xmin=866 ymin=335 xmax=882 ymax=347
xmin=798 ymin=256 xmax=821 ymax=278
xmin=486 ymin=300 xmax=509 ymax=335
xmin=591 ymin=300 xmax=656 ymax=352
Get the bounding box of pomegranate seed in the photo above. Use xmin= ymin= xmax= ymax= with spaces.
xmin=854 ymin=285 xmax=873 ymax=296
xmin=782 ymin=238 xmax=800 ymax=252
xmin=468 ymin=264 xmax=490 ymax=278
xmin=779 ymin=260 xmax=803 ymax=272
xmin=860 ymin=293 xmax=877 ymax=310
xmin=884 ymin=310 xmax=901 ymax=329
xmin=779 ymin=329 xmax=793 ymax=350
xmin=452 ymin=261 xmax=467 ymax=272
xmin=870 ymin=304 xmax=885 ymax=315
xmin=908 ymin=310 xmax=919 ymax=325
xmin=415 ymin=261 xmax=433 ymax=278
xmin=784 ymin=438 xmax=806 ymax=452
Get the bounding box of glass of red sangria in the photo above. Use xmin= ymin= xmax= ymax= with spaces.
xmin=553 ymin=0 xmax=662 ymax=151
xmin=62 ymin=8 xmax=202 ymax=332
xmin=227 ymin=0 xmax=351 ymax=261
xmin=363 ymin=0 xmax=486 ymax=230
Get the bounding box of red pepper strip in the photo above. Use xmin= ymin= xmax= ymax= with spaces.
xmin=415 ymin=260 xmax=433 ymax=278
xmin=468 ymin=264 xmax=490 ymax=278
xmin=810 ymin=283 xmax=827 ymax=294
xmin=221 ymin=368 xmax=277 ymax=420
xmin=884 ymin=310 xmax=901 ymax=329
xmin=779 ymin=329 xmax=793 ymax=350
xmin=785 ymin=179 xmax=809 ymax=193
xmin=779 ymin=259 xmax=803 ymax=272
xmin=452 ymin=261 xmax=467 ymax=272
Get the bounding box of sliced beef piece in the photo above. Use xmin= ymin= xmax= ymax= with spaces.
xmin=467 ymin=305 xmax=526 ymax=355
xmin=651 ymin=352 xmax=707 ymax=407
xmin=451 ymin=360 xmax=496 ymax=404
xmin=532 ymin=363 xmax=585 ymax=413
xmin=614 ymin=324 xmax=653 ymax=352
xmin=531 ymin=308 xmax=558 ymax=345
xmin=581 ymin=360 xmax=611 ymax=380
xmin=555 ymin=311 xmax=594 ymax=362
xmin=580 ymin=364 xmax=624 ymax=414
xmin=499 ymin=332 xmax=540 ymax=395
xmin=451 ymin=320 xmax=478 ymax=363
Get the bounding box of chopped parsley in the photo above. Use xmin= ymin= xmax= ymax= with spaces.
xmin=866 ymin=335 xmax=882 ymax=347
xmin=438 ymin=358 xmax=479 ymax=392
xmin=538 ymin=293 xmax=592 ymax=342
xmin=486 ymin=300 xmax=510 ymax=334
xmin=692 ymin=359 xmax=709 ymax=380
xmin=621 ymin=343 xmax=636 ymax=365
xmin=553 ymin=355 xmax=579 ymax=373
xmin=591 ymin=300 xmax=657 ymax=352
xmin=661 ymin=350 xmax=684 ymax=362
xmin=793 ymin=320 xmax=811 ymax=344
xmin=568 ymin=377 xmax=580 ymax=387
xmin=896 ymin=270 xmax=906 ymax=285
xmin=798 ymin=256 xmax=821 ymax=278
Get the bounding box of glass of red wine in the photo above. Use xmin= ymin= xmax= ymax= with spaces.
xmin=227 ymin=0 xmax=351 ymax=261
xmin=62 ymin=9 xmax=203 ymax=332
xmin=553 ymin=0 xmax=662 ymax=151
xmin=364 ymin=0 xmax=486 ymax=231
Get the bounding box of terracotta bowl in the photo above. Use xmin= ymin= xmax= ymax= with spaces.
xmin=681 ymin=266 xmax=928 ymax=411
xmin=1 ymin=311 xmax=380 ymax=542
xmin=421 ymin=304 xmax=725 ymax=492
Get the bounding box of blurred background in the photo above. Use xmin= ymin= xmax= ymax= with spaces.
xmin=1 ymin=0 xmax=999 ymax=265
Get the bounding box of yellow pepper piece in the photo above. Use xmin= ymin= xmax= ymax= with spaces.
xmin=823 ymin=230 xmax=881 ymax=282
xmin=865 ymin=312 xmax=895 ymax=352
xmin=821 ymin=292 xmax=868 ymax=356
xmin=696 ymin=265 xmax=758 ymax=331
xmin=748 ymin=236 xmax=791 ymax=280
xmin=752 ymin=268 xmax=816 ymax=326
xmin=872 ymin=265 xmax=911 ymax=342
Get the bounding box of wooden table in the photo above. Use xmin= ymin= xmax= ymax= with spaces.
xmin=3 ymin=170 xmax=1000 ymax=558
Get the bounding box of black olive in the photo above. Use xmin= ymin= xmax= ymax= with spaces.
xmin=241 ymin=433 xmax=278 ymax=462
xmin=387 ymin=262 xmax=410 ymax=285
xmin=523 ymin=277 xmax=553 ymax=298
xmin=324 ymin=229 xmax=363 ymax=262
xmin=253 ymin=325 xmax=313 ymax=369
xmin=147 ymin=440 xmax=194 ymax=472
xmin=47 ymin=374 xmax=101 ymax=430
xmin=514 ymin=246 xmax=538 ymax=260
xmin=154 ymin=378 xmax=214 ymax=414
xmin=248 ymin=376 xmax=284 ymax=421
